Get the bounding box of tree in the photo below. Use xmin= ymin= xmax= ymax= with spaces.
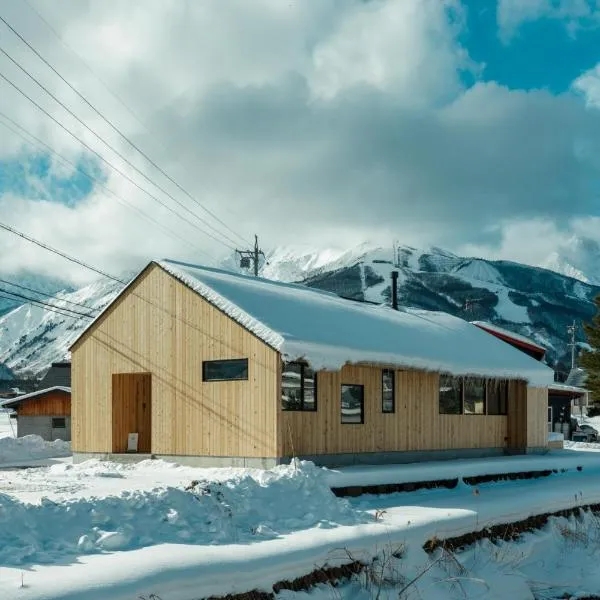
xmin=580 ymin=295 xmax=600 ymax=415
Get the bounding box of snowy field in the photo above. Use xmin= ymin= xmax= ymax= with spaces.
xmin=0 ymin=452 xmax=600 ymax=599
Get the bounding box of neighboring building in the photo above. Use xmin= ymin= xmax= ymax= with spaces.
xmin=39 ymin=362 xmax=71 ymax=388
xmin=0 ymin=386 xmax=71 ymax=441
xmin=70 ymin=260 xmax=554 ymax=467
xmin=471 ymin=322 xmax=547 ymax=362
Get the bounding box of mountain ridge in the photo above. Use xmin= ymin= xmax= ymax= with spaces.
xmin=0 ymin=244 xmax=596 ymax=378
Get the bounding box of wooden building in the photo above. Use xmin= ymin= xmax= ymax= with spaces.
xmin=70 ymin=260 xmax=554 ymax=467
xmin=0 ymin=386 xmax=71 ymax=441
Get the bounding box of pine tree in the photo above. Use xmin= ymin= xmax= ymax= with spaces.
xmin=580 ymin=295 xmax=600 ymax=414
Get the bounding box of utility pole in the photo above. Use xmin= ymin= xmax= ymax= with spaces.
xmin=567 ymin=320 xmax=577 ymax=371
xmin=235 ymin=234 xmax=266 ymax=277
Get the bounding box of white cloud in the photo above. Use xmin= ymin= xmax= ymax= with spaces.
xmin=497 ymin=0 xmax=600 ymax=42
xmin=573 ymin=63 xmax=600 ymax=108
xmin=0 ymin=0 xmax=598 ymax=284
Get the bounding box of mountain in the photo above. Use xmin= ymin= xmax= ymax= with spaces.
xmin=0 ymin=273 xmax=74 ymax=317
xmin=540 ymin=235 xmax=600 ymax=286
xmin=0 ymin=277 xmax=123 ymax=377
xmin=0 ymin=245 xmax=596 ymax=378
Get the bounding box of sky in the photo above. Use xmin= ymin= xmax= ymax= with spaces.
xmin=1 ymin=0 xmax=600 ymax=283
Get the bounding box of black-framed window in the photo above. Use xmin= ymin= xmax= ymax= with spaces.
xmin=282 ymin=362 xmax=317 ymax=411
xmin=487 ymin=380 xmax=508 ymax=415
xmin=464 ymin=379 xmax=485 ymax=415
xmin=202 ymin=358 xmax=248 ymax=382
xmin=439 ymin=375 xmax=462 ymax=414
xmin=382 ymin=369 xmax=395 ymax=413
xmin=440 ymin=376 xmax=508 ymax=416
xmin=341 ymin=384 xmax=364 ymax=424
xmin=52 ymin=417 xmax=66 ymax=429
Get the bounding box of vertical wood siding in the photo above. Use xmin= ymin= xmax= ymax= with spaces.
xmin=16 ymin=392 xmax=71 ymax=416
xmin=525 ymin=387 xmax=549 ymax=448
xmin=72 ymin=264 xmax=279 ymax=457
xmin=280 ymin=367 xmax=512 ymax=457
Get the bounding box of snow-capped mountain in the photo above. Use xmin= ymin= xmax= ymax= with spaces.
xmin=0 ymin=276 xmax=123 ymax=377
xmin=540 ymin=236 xmax=600 ymax=286
xmin=0 ymin=244 xmax=597 ymax=378
xmin=0 ymin=273 xmax=74 ymax=318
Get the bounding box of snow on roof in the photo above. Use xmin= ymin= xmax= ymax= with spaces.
xmin=0 ymin=386 xmax=71 ymax=408
xmin=159 ymin=260 xmax=554 ymax=386
xmin=470 ymin=321 xmax=546 ymax=353
xmin=548 ymin=382 xmax=586 ymax=395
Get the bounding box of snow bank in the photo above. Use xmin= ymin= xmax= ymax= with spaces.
xmin=0 ymin=461 xmax=367 ymax=565
xmin=0 ymin=435 xmax=70 ymax=465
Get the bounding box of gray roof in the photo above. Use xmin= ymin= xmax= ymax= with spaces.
xmin=565 ymin=367 xmax=587 ymax=389
xmin=38 ymin=362 xmax=71 ymax=388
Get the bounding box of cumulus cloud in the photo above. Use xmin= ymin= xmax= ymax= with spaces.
xmin=0 ymin=0 xmax=598 ymax=283
xmin=497 ymin=0 xmax=600 ymax=42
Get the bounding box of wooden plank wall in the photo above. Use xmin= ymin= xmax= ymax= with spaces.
xmin=71 ymin=264 xmax=279 ymax=457
xmin=526 ymin=387 xmax=548 ymax=448
xmin=112 ymin=373 xmax=151 ymax=453
xmin=507 ymin=380 xmax=527 ymax=449
xmin=280 ymin=367 xmax=511 ymax=457
xmin=17 ymin=392 xmax=71 ymax=416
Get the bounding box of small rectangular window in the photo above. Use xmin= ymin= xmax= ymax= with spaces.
xmin=341 ymin=384 xmax=364 ymax=424
xmin=203 ymin=359 xmax=248 ymax=381
xmin=282 ymin=362 xmax=317 ymax=411
xmin=464 ymin=379 xmax=485 ymax=415
xmin=487 ymin=380 xmax=508 ymax=415
xmin=439 ymin=375 xmax=462 ymax=414
xmin=382 ymin=369 xmax=395 ymax=413
xmin=52 ymin=417 xmax=66 ymax=429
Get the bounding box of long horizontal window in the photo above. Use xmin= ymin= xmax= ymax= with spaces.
xmin=203 ymin=359 xmax=248 ymax=382
xmin=439 ymin=376 xmax=507 ymax=416
xmin=282 ymin=362 xmax=317 ymax=411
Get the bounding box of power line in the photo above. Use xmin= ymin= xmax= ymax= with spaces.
xmin=0 ymin=288 xmax=95 ymax=319
xmin=0 ymin=221 xmax=275 ymax=369
xmin=0 ymin=33 xmax=242 ymax=251
xmin=21 ymin=0 xmax=151 ymax=138
xmin=0 ymin=292 xmax=90 ymax=321
xmin=0 ymin=220 xmax=125 ymax=284
xmin=0 ymin=10 xmax=251 ymax=248
xmin=0 ymin=66 xmax=235 ymax=253
xmin=0 ymin=111 xmax=219 ymax=264
xmin=0 ymin=277 xmax=99 ymax=313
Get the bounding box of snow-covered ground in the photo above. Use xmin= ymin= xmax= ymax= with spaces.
xmin=1 ymin=452 xmax=600 ymax=599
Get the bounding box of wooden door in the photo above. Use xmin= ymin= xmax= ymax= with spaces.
xmin=112 ymin=373 xmax=152 ymax=453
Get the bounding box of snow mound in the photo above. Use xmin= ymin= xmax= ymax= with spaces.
xmin=0 ymin=461 xmax=367 ymax=565
xmin=0 ymin=435 xmax=71 ymax=465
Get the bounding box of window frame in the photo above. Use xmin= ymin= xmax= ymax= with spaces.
xmin=51 ymin=417 xmax=66 ymax=429
xmin=382 ymin=368 xmax=395 ymax=413
xmin=438 ymin=375 xmax=463 ymax=415
xmin=341 ymin=383 xmax=365 ymax=425
xmin=281 ymin=361 xmax=318 ymax=412
xmin=486 ymin=380 xmax=508 ymax=416
xmin=202 ymin=358 xmax=249 ymax=382
xmin=463 ymin=378 xmax=486 ymax=415
xmin=439 ymin=376 xmax=510 ymax=416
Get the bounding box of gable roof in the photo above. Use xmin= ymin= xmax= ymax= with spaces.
xmin=153 ymin=259 xmax=554 ymax=386
xmin=0 ymin=386 xmax=71 ymax=408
